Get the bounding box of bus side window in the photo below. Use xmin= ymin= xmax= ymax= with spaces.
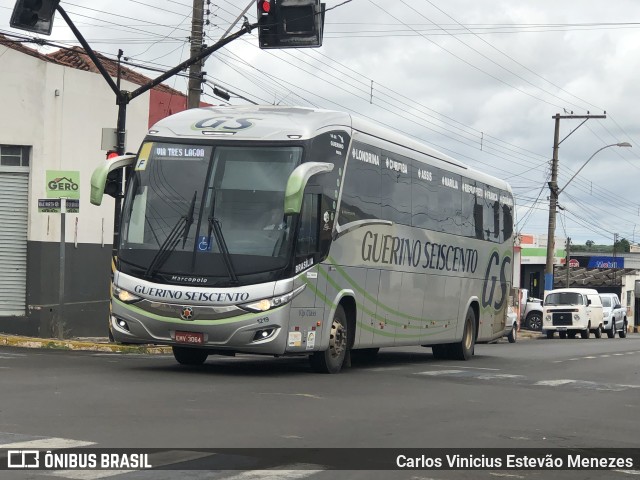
xmin=296 ymin=193 xmax=320 ymax=256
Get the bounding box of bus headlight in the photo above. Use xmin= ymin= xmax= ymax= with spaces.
xmin=113 ymin=286 xmax=142 ymax=304
xmin=241 ymin=285 xmax=306 ymax=312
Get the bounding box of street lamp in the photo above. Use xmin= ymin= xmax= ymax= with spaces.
xmin=558 ymin=142 xmax=632 ymax=195
xmin=544 ymin=141 xmax=632 ymax=295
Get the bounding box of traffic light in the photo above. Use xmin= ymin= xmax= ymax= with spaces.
xmin=10 ymin=0 xmax=60 ymax=35
xmin=258 ymin=0 xmax=325 ymax=49
xmin=104 ymin=151 xmax=122 ymax=198
xmin=257 ymin=0 xmax=277 ymax=47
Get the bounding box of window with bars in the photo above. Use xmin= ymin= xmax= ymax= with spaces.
xmin=0 ymin=145 xmax=30 ymax=167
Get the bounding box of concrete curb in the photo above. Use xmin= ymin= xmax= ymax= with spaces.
xmin=0 ymin=334 xmax=171 ymax=354
xmin=518 ymin=329 xmax=543 ymax=339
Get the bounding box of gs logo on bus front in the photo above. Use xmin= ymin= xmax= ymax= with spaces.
xmin=482 ymin=251 xmax=511 ymax=310
xmin=192 ymin=116 xmax=260 ymax=132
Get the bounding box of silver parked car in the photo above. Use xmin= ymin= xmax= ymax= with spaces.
xmin=503 ymin=305 xmax=518 ymax=343
xmin=599 ymin=293 xmax=627 ymax=338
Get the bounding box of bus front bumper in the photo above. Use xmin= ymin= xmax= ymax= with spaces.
xmin=109 ymin=298 xmax=290 ymax=355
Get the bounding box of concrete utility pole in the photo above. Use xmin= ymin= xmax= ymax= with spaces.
xmin=565 ymin=237 xmax=571 ymax=287
xmin=544 ymin=113 xmax=607 ymax=295
xmin=187 ymin=0 xmax=205 ymax=109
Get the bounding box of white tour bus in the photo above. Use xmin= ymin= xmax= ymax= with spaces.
xmin=91 ymin=106 xmax=514 ymax=373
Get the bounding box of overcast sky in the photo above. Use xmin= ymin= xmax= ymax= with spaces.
xmin=2 ymin=0 xmax=640 ymax=246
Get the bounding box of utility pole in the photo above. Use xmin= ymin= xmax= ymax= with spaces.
xmin=544 ymin=115 xmax=561 ymax=295
xmin=565 ymin=237 xmax=571 ymax=287
xmin=613 ymin=232 xmax=618 ymax=287
xmin=544 ymin=113 xmax=607 ymax=296
xmin=187 ymin=0 xmax=205 ymax=109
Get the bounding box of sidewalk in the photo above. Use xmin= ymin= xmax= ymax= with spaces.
xmin=2 ymin=330 xmax=544 ymax=354
xmin=0 ymin=334 xmax=171 ymax=354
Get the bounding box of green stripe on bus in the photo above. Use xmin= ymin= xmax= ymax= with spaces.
xmin=303 ymin=268 xmax=446 ymax=332
xmin=322 ymin=258 xmax=449 ymax=327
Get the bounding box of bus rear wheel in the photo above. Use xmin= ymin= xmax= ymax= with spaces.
xmin=310 ymin=305 xmax=348 ymax=374
xmin=449 ymin=307 xmax=476 ymax=361
xmin=172 ymin=346 xmax=209 ymax=365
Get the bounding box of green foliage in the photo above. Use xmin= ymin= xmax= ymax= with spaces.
xmin=568 ymin=238 xmax=630 ymax=253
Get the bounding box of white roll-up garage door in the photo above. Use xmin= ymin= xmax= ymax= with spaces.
xmin=0 ymin=171 xmax=29 ymax=316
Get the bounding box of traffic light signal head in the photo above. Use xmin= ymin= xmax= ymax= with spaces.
xmin=258 ymin=0 xmax=325 ymax=49
xmin=10 ymin=0 xmax=60 ymax=35
xmin=104 ymin=151 xmax=122 ymax=198
xmin=258 ymin=0 xmax=272 ymax=14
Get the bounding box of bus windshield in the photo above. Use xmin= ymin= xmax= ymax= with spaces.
xmin=118 ymin=141 xmax=303 ymax=285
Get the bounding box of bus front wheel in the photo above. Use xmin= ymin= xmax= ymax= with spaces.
xmin=450 ymin=307 xmax=476 ymax=361
xmin=310 ymin=305 xmax=348 ymax=374
xmin=172 ymin=346 xmax=209 ymax=366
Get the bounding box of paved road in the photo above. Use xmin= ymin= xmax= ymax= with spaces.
xmin=1 ymin=334 xmax=639 ymax=479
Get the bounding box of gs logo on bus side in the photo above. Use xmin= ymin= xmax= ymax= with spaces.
xmin=192 ymin=117 xmax=260 ymax=132
xmin=482 ymin=251 xmax=511 ymax=310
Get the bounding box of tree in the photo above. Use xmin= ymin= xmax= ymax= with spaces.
xmin=614 ymin=237 xmax=631 ymax=253
xmin=585 ymin=240 xmax=594 ymax=250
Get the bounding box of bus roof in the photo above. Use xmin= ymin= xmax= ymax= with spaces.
xmin=149 ymin=105 xmax=352 ymax=141
xmin=148 ymin=105 xmax=511 ymax=193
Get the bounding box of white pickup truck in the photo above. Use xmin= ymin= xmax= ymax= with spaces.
xmin=599 ymin=293 xmax=627 ymax=338
xmin=519 ymin=288 xmax=543 ymax=331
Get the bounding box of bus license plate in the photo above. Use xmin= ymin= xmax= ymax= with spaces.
xmin=175 ymin=331 xmax=204 ymax=344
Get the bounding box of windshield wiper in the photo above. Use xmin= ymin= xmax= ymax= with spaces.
xmin=144 ymin=191 xmax=197 ymax=279
xmin=206 ymin=188 xmax=239 ymax=285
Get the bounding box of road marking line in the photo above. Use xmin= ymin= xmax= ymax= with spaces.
xmin=535 ymin=379 xmax=575 ymax=386
xmin=613 ymin=353 xmax=625 ymax=356
xmin=0 ymin=438 xmax=95 ymax=449
xmin=258 ymin=393 xmax=323 ymax=399
xmin=489 ymin=473 xmax=525 ymax=479
xmin=600 ymin=354 xmax=611 ymax=358
xmin=416 ymin=370 xmax=465 ymax=376
xmin=475 ymin=374 xmax=523 ymax=380
xmin=614 ymin=469 xmax=640 ymax=475
xmin=584 ymin=356 xmax=597 ymax=359
xmin=50 ymin=470 xmax=133 ymax=479
xmin=431 ymin=365 xmax=500 ymax=371
xmin=221 ymin=464 xmax=325 ymax=480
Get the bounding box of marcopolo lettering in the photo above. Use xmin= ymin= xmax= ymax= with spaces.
xmin=361 ymin=231 xmax=477 ymax=273
xmin=133 ymin=285 xmax=249 ymax=302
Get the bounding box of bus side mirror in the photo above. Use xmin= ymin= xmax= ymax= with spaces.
xmin=284 ymin=162 xmax=334 ymax=214
xmin=90 ymin=155 xmax=136 ymax=206
xmin=587 ymin=298 xmax=592 ymax=306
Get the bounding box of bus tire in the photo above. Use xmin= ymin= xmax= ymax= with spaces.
xmin=449 ymin=307 xmax=476 ymax=361
xmin=172 ymin=346 xmax=209 ymax=365
xmin=310 ymin=305 xmax=348 ymax=374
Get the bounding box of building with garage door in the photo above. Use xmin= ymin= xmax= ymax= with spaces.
xmin=0 ymin=35 xmax=205 ymax=338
